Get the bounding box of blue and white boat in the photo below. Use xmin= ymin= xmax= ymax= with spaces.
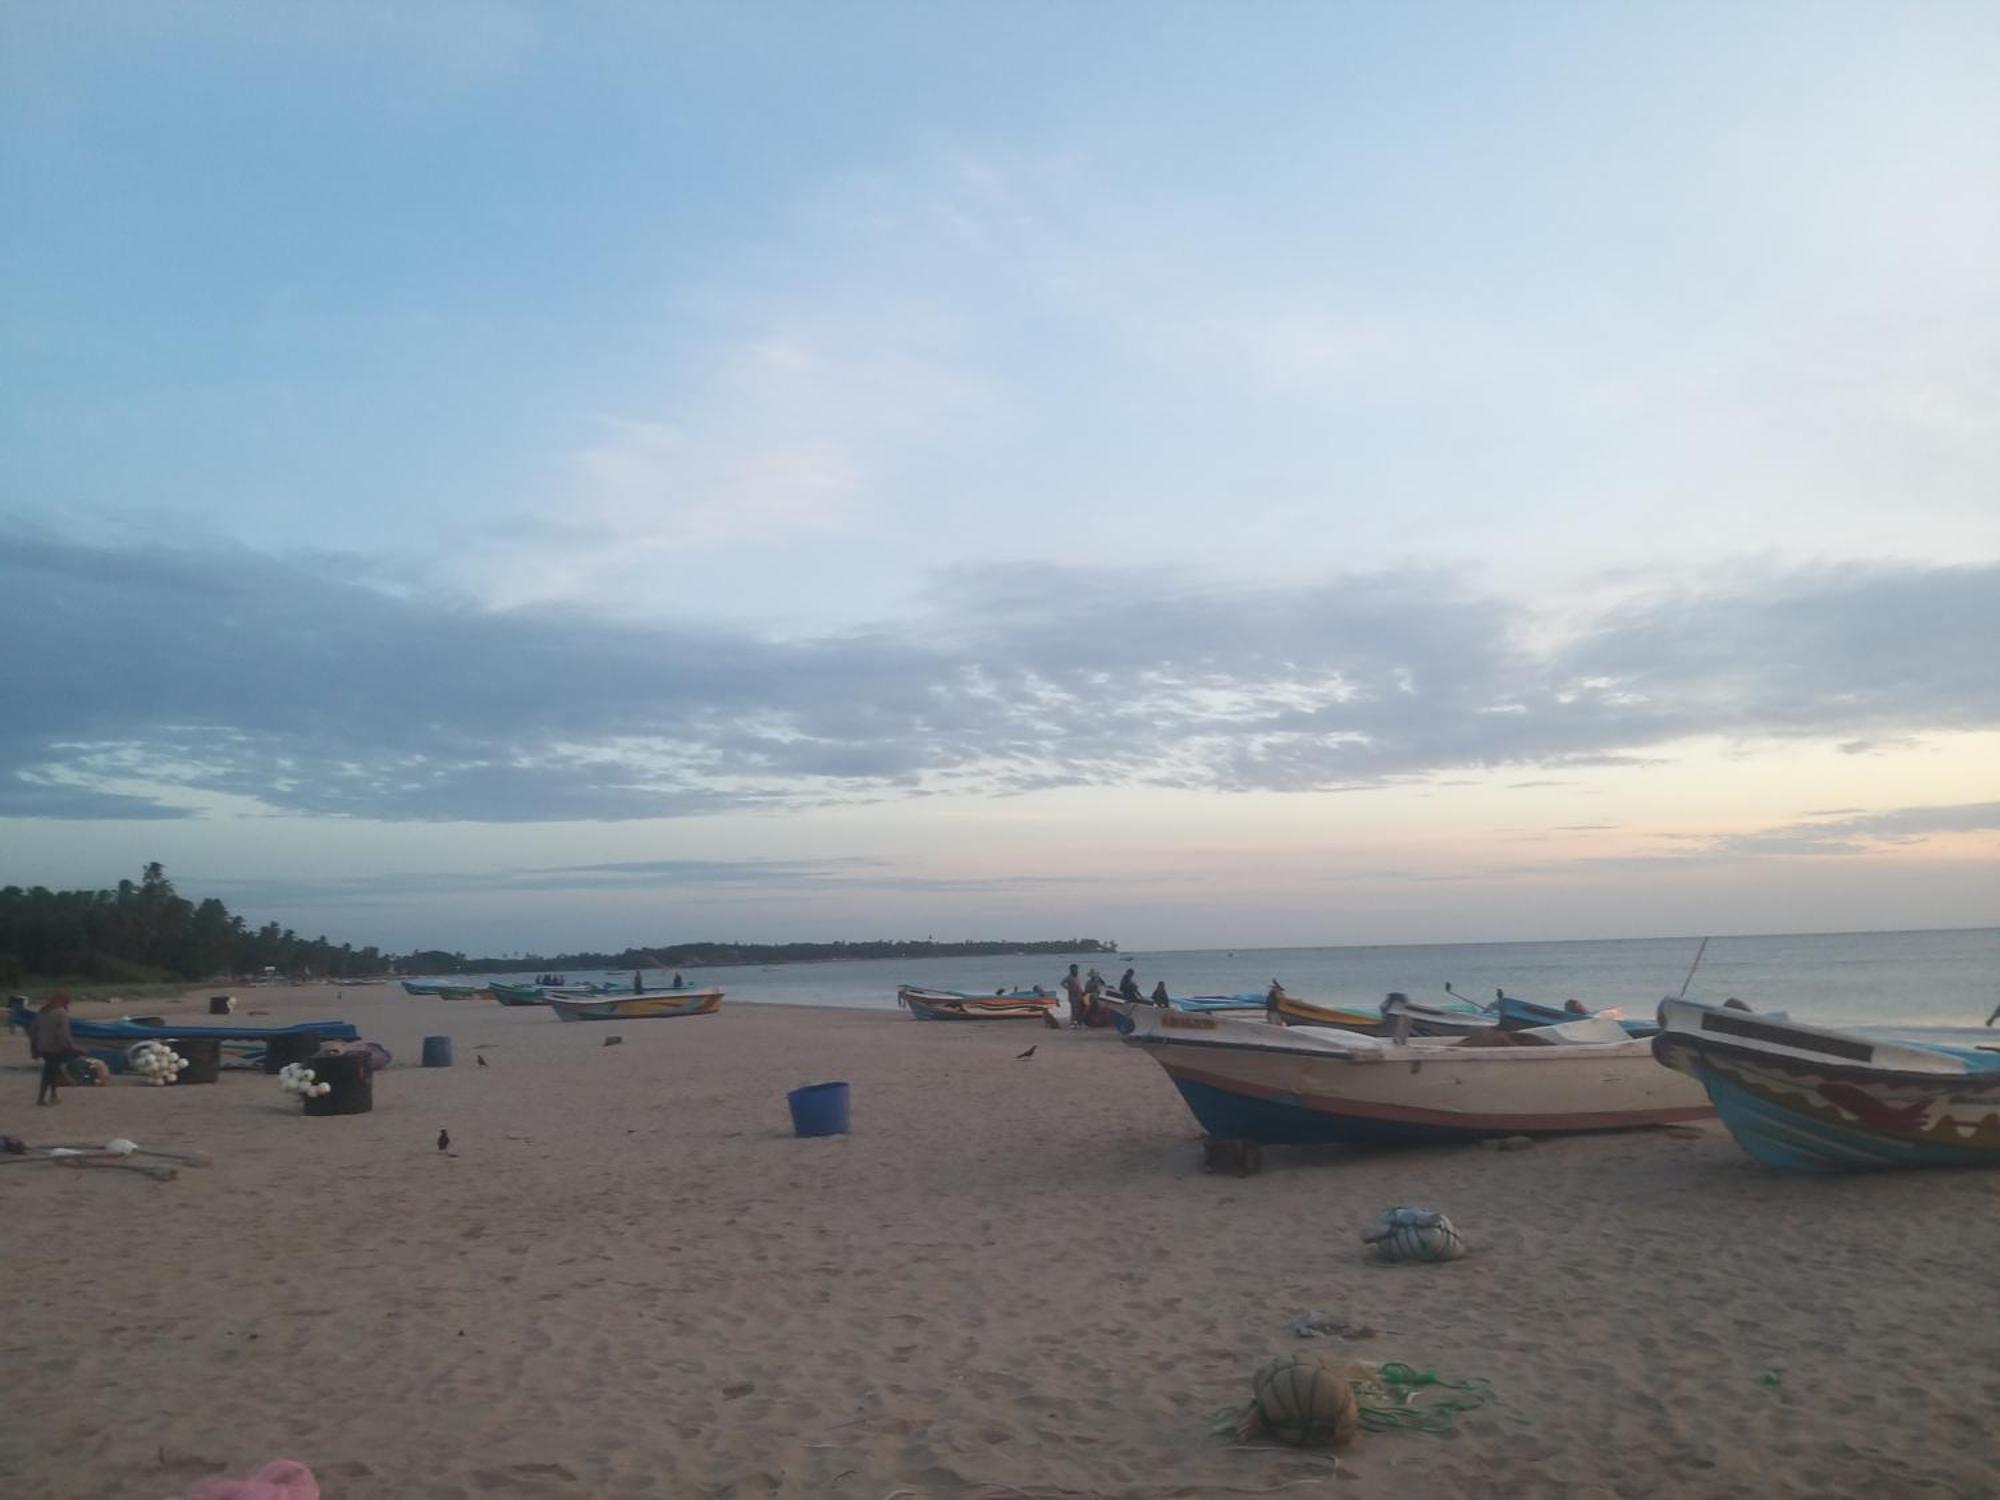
xmin=1496 ymin=992 xmax=1658 ymax=1038
xmin=1653 ymin=998 xmax=2000 ymax=1171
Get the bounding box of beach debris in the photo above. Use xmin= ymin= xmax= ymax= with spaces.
xmin=1290 ymin=1310 xmax=1378 ymax=1341
xmin=1363 ymin=1207 xmax=1468 ymax=1264
xmin=476 ymin=1054 xmax=489 ymax=1067
xmin=277 ymin=1063 xmax=332 ymax=1100
xmin=1016 ymin=1044 xmax=1037 ymax=1060
xmin=1760 ymin=1370 xmax=1782 ymax=1387
xmin=1235 ymin=1354 xmax=1362 ymax=1448
xmin=602 ymin=1035 xmax=623 ymax=1046
xmin=721 ymin=1381 xmax=756 ymax=1400
xmin=1477 ymin=1134 xmax=1535 ymax=1151
xmin=128 ymin=1040 xmax=188 ymax=1086
xmin=437 ymin=1129 xmax=451 ymax=1152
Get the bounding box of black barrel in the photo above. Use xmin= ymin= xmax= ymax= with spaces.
xmin=301 ymin=1051 xmax=373 ymax=1116
xmin=208 ymin=995 xmax=235 ymax=1016
xmin=171 ymin=1037 xmax=222 ymax=1084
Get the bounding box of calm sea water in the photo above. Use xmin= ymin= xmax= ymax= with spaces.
xmin=492 ymin=927 xmax=1999 ymax=1029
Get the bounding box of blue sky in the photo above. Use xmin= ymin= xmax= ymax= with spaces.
xmin=4 ymin=2 xmax=1997 ymax=953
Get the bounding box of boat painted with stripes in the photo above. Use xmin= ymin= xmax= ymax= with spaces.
xmin=1266 ymin=989 xmax=1398 ymax=1034
xmin=1652 ymin=998 xmax=2000 ymax=1171
xmin=544 ymin=988 xmax=724 ymax=1022
xmin=1120 ymin=1005 xmax=1712 ymax=1146
xmin=897 ymin=986 xmax=1058 ymax=1022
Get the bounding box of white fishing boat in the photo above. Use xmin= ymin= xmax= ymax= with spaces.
xmin=543 ymin=988 xmax=724 ymax=1022
xmin=1120 ymin=1006 xmax=1712 ymax=1145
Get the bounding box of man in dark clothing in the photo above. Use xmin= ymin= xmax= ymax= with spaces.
xmin=1060 ymin=964 xmax=1086 ymax=1028
xmin=1117 ymin=968 xmax=1142 ymax=1002
xmin=31 ymin=993 xmax=83 ymax=1106
xmin=1150 ymin=981 xmax=1170 ymax=1007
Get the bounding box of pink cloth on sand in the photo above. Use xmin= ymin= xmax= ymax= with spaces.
xmin=185 ymin=1460 xmax=319 ymax=1500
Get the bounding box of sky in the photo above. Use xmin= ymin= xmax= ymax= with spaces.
xmin=3 ymin=1 xmax=1997 ymax=955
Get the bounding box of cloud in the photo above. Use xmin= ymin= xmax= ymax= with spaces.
xmin=2 ymin=531 xmax=1997 ymax=823
xmin=198 ymin=856 xmax=1093 ymax=908
xmin=1704 ymin=801 xmax=2000 ymax=857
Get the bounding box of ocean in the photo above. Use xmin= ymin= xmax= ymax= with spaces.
xmin=493 ymin=926 xmax=1999 ymax=1029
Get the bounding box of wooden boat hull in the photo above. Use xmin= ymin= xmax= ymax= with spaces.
xmin=898 ymin=987 xmax=1058 ymax=1021
xmin=401 ymin=981 xmax=443 ymax=996
xmin=545 ymin=989 xmax=724 ymax=1022
xmin=1654 ymin=998 xmax=2000 ymax=1171
xmin=1123 ymin=1008 xmax=1712 ymax=1146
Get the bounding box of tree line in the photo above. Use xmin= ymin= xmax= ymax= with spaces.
xmin=393 ymin=937 xmax=1120 ymax=975
xmin=0 ymin=863 xmax=388 ymax=986
xmin=0 ymin=864 xmax=1118 ymax=985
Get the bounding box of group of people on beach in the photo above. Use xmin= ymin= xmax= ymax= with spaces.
xmin=1057 ymin=964 xmax=1168 ymax=1028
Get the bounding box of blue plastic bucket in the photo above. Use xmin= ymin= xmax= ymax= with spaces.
xmin=421 ymin=1035 xmax=454 ymax=1068
xmin=787 ymin=1081 xmax=850 ymax=1138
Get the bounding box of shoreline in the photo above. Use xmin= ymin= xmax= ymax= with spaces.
xmin=2 ymin=982 xmax=1992 ymax=1498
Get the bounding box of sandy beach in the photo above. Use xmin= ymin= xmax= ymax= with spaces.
xmin=3 ymin=983 xmax=1995 ymax=1500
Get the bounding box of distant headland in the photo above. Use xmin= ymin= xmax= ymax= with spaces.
xmin=394 ymin=938 xmax=1120 ymax=975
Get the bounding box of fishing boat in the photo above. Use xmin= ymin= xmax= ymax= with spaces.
xmin=490 ymin=981 xmax=552 ymax=1007
xmin=7 ymin=998 xmax=360 ymax=1070
xmin=1495 ymin=992 xmax=1658 ymax=1038
xmin=401 ymin=981 xmax=444 ymax=996
xmin=1120 ymin=1005 xmax=1712 ymax=1146
xmin=1652 ymin=998 xmax=2000 ymax=1171
xmin=543 ymin=988 xmax=724 ymax=1022
xmin=1266 ymin=989 xmax=1397 ymax=1034
xmin=431 ymin=983 xmax=494 ymax=1001
xmin=897 ymin=986 xmax=1059 ymax=1022
xmin=1382 ymin=991 xmax=1501 ymax=1038
xmin=1169 ymin=993 xmax=1271 ymax=1015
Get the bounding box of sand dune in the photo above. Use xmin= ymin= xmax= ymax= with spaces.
xmin=2 ymin=983 xmax=1994 ymax=1498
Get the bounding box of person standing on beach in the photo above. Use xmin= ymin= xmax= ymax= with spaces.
xmin=32 ymin=993 xmax=82 ymax=1106
xmin=1084 ymin=968 xmax=1105 ymax=1025
xmin=1060 ymin=964 xmax=1086 ymax=1028
xmin=632 ymin=970 xmax=643 ymax=994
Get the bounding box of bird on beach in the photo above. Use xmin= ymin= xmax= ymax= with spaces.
xmin=476 ymin=1054 xmax=488 ymax=1068
xmin=1016 ymin=1044 xmax=1037 ymax=1060
xmin=436 ymin=1129 xmax=450 ymax=1152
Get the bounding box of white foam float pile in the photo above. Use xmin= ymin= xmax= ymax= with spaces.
xmin=126 ymin=1040 xmax=187 ymax=1086
xmin=278 ymin=1062 xmax=332 ymax=1100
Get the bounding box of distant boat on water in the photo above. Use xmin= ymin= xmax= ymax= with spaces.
xmin=1653 ymin=998 xmax=2000 ymax=1170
